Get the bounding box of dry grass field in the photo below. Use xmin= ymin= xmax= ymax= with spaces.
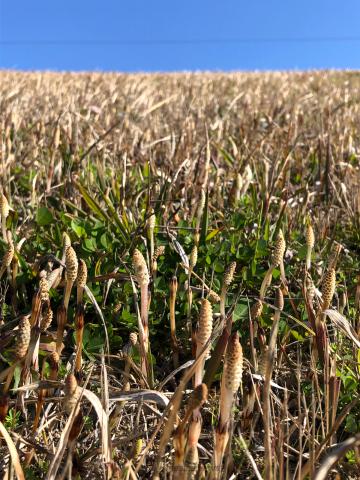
xmin=0 ymin=70 xmax=359 ymax=479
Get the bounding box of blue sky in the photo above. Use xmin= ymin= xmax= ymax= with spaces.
xmin=1 ymin=0 xmax=360 ymax=72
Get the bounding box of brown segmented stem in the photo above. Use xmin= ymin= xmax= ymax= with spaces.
xmin=56 ymin=304 xmax=67 ymax=354
xmin=74 ymin=304 xmax=85 ymax=375
xmin=47 ymin=351 xmax=60 ymax=397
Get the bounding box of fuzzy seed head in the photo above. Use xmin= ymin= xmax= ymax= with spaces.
xmin=271 ymin=229 xmax=286 ymax=267
xmin=0 ymin=193 xmax=9 ymax=219
xmin=223 ymin=332 xmax=243 ymax=393
xmin=65 ymin=246 xmax=78 ymax=283
xmin=40 ymin=308 xmax=53 ymax=332
xmin=306 ymin=223 xmax=315 ymax=249
xmin=196 ymin=298 xmax=213 ymax=346
xmin=190 ymin=245 xmax=198 ymax=268
xmin=15 ymin=317 xmax=31 ymax=359
xmin=321 ymin=268 xmax=336 ymax=310
xmin=224 ymin=261 xmax=236 ymax=287
xmin=77 ymin=259 xmax=87 ymax=288
xmin=132 ymin=249 xmax=149 ymax=286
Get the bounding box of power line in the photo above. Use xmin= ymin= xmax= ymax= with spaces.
xmin=1 ymin=36 xmax=360 ymax=46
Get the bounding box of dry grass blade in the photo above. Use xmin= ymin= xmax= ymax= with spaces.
xmin=82 ymin=388 xmax=111 ymax=468
xmin=0 ymin=420 xmax=25 ymax=480
xmin=314 ymin=434 xmax=360 ymax=480
xmin=324 ymin=309 xmax=360 ymax=348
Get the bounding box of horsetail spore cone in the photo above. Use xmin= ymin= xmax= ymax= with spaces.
xmin=64 ymin=246 xmax=78 ymax=310
xmin=271 ymin=229 xmax=286 ymax=268
xmin=305 ymin=221 xmax=315 ymax=270
xmin=40 ymin=307 xmax=53 ymax=332
xmin=220 ymin=261 xmax=236 ymax=321
xmin=260 ymin=229 xmax=286 ymax=300
xmin=0 ymin=234 xmax=14 ymax=279
xmin=321 ymin=268 xmax=336 ymax=311
xmin=132 ymin=248 xmax=150 ymax=286
xmin=15 ymin=317 xmax=31 ymax=359
xmin=76 ymin=258 xmax=87 ymax=304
